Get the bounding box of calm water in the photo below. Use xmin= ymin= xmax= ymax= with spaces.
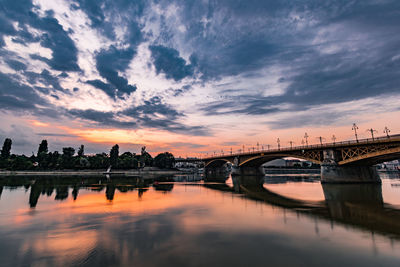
xmin=1 ymin=173 xmax=400 ymax=266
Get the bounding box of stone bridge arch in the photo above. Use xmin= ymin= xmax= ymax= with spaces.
xmin=239 ymin=154 xmax=321 ymax=168
xmin=204 ymin=158 xmax=233 ymax=168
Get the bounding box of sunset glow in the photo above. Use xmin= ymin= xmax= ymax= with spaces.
xmin=0 ymin=0 xmax=399 ymax=157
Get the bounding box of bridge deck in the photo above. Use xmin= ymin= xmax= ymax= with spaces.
xmin=175 ymin=135 xmax=400 ymax=162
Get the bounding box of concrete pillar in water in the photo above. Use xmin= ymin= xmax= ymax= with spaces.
xmin=232 ymin=166 xmax=265 ymax=176
xmin=204 ymin=167 xmax=229 ymax=183
xmin=321 ymin=149 xmax=381 ymax=183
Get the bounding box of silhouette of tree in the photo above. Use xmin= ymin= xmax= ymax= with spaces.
xmin=1 ymin=138 xmax=12 ymax=158
xmin=77 ymin=145 xmax=84 ymax=157
xmin=140 ymin=146 xmax=153 ymax=167
xmin=61 ymin=147 xmax=75 ymax=169
xmin=118 ymin=152 xmax=138 ymax=169
xmin=110 ymin=144 xmax=119 ymax=167
xmin=37 ymin=140 xmax=48 ymax=155
xmin=11 ymin=155 xmax=33 ymax=170
xmin=154 ymin=152 xmax=175 ymax=169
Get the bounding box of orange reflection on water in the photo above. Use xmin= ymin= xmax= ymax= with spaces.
xmin=18 ymin=230 xmax=97 ymax=266
xmin=57 ymin=188 xmax=182 ymax=216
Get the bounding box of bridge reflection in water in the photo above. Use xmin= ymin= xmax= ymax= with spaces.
xmin=204 ymin=173 xmax=400 ymax=239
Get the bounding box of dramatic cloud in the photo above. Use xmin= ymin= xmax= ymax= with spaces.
xmin=91 ymin=46 xmax=137 ymax=97
xmin=0 ymin=0 xmax=400 ymax=154
xmin=149 ymin=45 xmax=194 ymax=81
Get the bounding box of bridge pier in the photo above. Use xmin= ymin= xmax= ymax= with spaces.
xmin=321 ymin=150 xmax=381 ymax=183
xmin=232 ymin=165 xmax=265 ymax=176
xmin=204 ymin=167 xmax=230 ymax=183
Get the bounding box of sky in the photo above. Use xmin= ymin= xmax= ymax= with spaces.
xmin=0 ymin=0 xmax=400 ymax=157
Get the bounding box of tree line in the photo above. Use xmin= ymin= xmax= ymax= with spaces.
xmin=0 ymin=138 xmax=175 ymax=171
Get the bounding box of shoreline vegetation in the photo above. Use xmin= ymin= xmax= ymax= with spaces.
xmin=0 ymin=167 xmax=189 ymax=177
xmin=0 ymin=138 xmax=178 ymax=173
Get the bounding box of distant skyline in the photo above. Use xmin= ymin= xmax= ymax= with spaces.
xmin=1 ymin=0 xmax=400 ymax=157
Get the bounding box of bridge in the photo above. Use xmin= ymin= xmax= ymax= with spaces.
xmin=178 ymin=134 xmax=400 ymax=183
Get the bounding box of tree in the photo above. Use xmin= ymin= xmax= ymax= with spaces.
xmin=1 ymin=138 xmax=12 ymax=158
xmin=154 ymin=152 xmax=175 ymax=169
xmin=38 ymin=140 xmax=48 ymax=155
xmin=49 ymin=151 xmax=61 ymax=169
xmin=88 ymin=153 xmax=109 ymax=169
xmin=110 ymin=144 xmax=119 ymax=167
xmin=77 ymin=145 xmax=85 ymax=157
xmin=63 ymin=147 xmax=75 ymax=157
xmin=118 ymin=152 xmax=138 ymax=169
xmin=11 ymin=155 xmax=33 ymax=170
xmin=61 ymin=147 xmax=75 ymax=169
xmin=140 ymin=146 xmax=153 ymax=167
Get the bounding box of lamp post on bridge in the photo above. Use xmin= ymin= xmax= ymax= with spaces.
xmin=230 ymin=147 xmax=232 ymax=155
xmin=304 ymin=133 xmax=309 ymax=146
xmin=267 ymin=144 xmax=270 ymax=150
xmin=277 ymin=138 xmax=281 ymax=150
xmin=384 ymin=126 xmax=391 ymax=138
xmin=352 ymin=123 xmax=359 ymax=143
xmin=257 ymin=142 xmax=259 ymax=151
xmin=242 ymin=145 xmax=245 ymax=154
xmin=367 ymin=128 xmax=377 ymax=141
xmin=289 ymin=141 xmax=294 ymax=149
xmin=317 ymin=136 xmax=325 ymax=145
xmin=332 ymin=135 xmax=336 ymax=145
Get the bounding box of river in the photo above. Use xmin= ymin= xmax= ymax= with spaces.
xmin=0 ymin=172 xmax=399 ymax=266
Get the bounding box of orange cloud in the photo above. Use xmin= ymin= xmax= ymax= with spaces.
xmin=29 ymin=120 xmax=49 ymax=127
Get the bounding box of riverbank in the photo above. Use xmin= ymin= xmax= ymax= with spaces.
xmin=0 ymin=168 xmax=191 ymax=177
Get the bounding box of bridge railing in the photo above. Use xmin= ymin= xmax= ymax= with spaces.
xmin=200 ymin=134 xmax=400 ymax=160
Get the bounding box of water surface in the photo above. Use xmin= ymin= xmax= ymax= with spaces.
xmin=0 ymin=173 xmax=400 ymax=266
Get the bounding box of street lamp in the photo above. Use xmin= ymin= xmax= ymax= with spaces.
xmin=352 ymin=123 xmax=359 ymax=142
xmin=317 ymin=136 xmax=325 ymax=145
xmin=289 ymin=141 xmax=294 ymax=149
xmin=277 ymin=138 xmax=281 ymax=150
xmin=304 ymin=133 xmax=309 ymax=146
xmin=384 ymin=126 xmax=391 ymax=138
xmin=367 ymin=128 xmax=377 ymax=141
xmin=257 ymin=142 xmax=259 ymax=151
xmin=331 ymin=135 xmax=336 ymax=144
